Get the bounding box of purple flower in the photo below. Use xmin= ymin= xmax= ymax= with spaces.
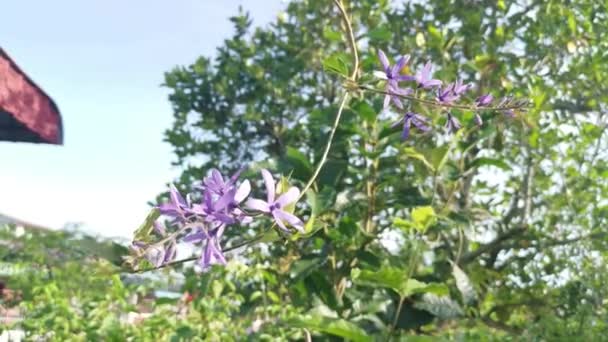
xmin=474 ymin=113 xmax=483 ymax=126
xmin=475 ymin=94 xmax=494 ymax=107
xmin=497 ymin=96 xmax=516 ymax=117
xmin=201 ymin=168 xmax=243 ymax=196
xmin=415 ymin=62 xmax=442 ymax=89
xmin=157 ymin=184 xmax=192 ymax=219
xmin=183 ymin=226 xmax=227 ymax=270
xmin=445 ymin=112 xmax=461 ymax=133
xmin=436 ymin=79 xmax=472 ymax=104
xmin=392 ymin=112 xmax=431 ymax=140
xmin=376 ymin=50 xmax=415 ymax=109
xmin=191 ymin=188 xmax=238 ymax=225
xmin=231 ymin=180 xmax=253 ymax=224
xmin=194 ymin=169 xmax=253 ymax=225
xmin=246 ymin=169 xmax=304 ymax=232
xmin=436 ymin=83 xmax=458 ymax=104
xmin=452 ymin=79 xmax=472 ymax=96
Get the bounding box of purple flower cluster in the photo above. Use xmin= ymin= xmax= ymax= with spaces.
xmin=375 ymin=49 xmax=515 ymax=139
xmin=132 ymin=168 xmax=304 ymax=271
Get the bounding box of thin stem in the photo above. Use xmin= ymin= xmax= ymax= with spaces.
xmin=456 ymin=225 xmax=464 ymax=264
xmin=298 ymin=93 xmax=349 ymax=200
xmin=391 ymin=296 xmax=405 ymax=334
xmin=333 ymin=0 xmax=359 ymax=80
xmin=130 ymin=232 xmax=266 ymax=274
xmin=390 ymin=238 xmax=421 ymax=335
xmin=358 ymin=85 xmax=529 ymax=112
xmin=298 ymin=0 xmax=359 ymax=200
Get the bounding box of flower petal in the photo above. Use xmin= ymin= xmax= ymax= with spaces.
xmin=392 ymin=54 xmax=410 ymax=75
xmin=274 ymin=210 xmax=304 ymax=232
xmin=373 ymin=70 xmax=388 ymax=79
xmin=246 ymin=198 xmax=270 ymax=212
xmin=383 ymin=94 xmax=391 ymax=109
xmin=402 ymin=117 xmax=411 ymax=140
xmin=378 ymin=49 xmax=390 ymax=73
xmin=214 ymin=188 xmax=236 ymax=211
xmin=272 ymin=210 xmax=289 ymax=231
xmin=184 ymin=231 xmax=207 ymax=243
xmin=169 ymin=184 xmax=186 ymax=207
xmin=276 ymin=187 xmax=300 ymax=208
xmin=235 ymin=180 xmax=251 ymax=203
xmin=261 ymin=169 xmax=276 ymax=203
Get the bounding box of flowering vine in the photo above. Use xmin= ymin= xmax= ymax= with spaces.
xmin=127 ymin=0 xmax=529 ymax=274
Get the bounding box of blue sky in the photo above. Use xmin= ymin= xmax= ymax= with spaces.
xmin=0 ymin=0 xmax=283 ymax=238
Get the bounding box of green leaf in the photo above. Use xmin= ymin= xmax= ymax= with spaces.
xmin=367 ymin=26 xmax=391 ymax=41
xmin=286 ymin=146 xmax=312 ymax=180
xmin=451 ymin=262 xmax=477 ymax=305
xmin=289 ymin=315 xmax=369 ymax=342
xmin=351 ymin=267 xmax=447 ymax=297
xmin=322 ymin=28 xmax=342 ymax=42
xmin=323 ymin=54 xmax=349 ymax=77
xmin=352 ymin=101 xmax=377 ymax=124
xmin=351 ymin=267 xmax=405 ymax=295
xmin=403 ymin=147 xmax=435 ymax=172
xmin=425 ymin=146 xmax=450 ymax=172
xmin=132 ymin=208 xmax=161 ymax=242
xmin=411 ymin=206 xmax=436 ymax=233
xmin=469 ymin=157 xmax=512 ymax=171
xmin=414 ymin=294 xmax=463 ymax=319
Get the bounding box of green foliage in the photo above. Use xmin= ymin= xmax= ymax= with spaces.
xmin=156 ymin=0 xmax=608 ymax=339
xmin=10 ymin=0 xmax=608 ymax=339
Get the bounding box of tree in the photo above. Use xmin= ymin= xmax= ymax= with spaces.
xmin=143 ymin=0 xmax=608 ymax=339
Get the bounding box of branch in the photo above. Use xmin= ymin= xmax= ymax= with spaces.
xmin=128 ymin=232 xmax=266 ymax=274
xmin=460 ymin=226 xmax=526 ymax=265
xmin=358 ymin=85 xmax=530 ymax=112
xmin=299 ymin=0 xmax=359 ymax=199
xmin=333 ymin=0 xmax=359 ymax=80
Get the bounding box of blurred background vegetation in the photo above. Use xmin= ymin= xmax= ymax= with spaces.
xmin=3 ymin=0 xmax=608 ymax=340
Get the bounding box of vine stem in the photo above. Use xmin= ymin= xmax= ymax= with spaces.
xmin=333 ymin=0 xmax=359 ymax=80
xmin=358 ymin=85 xmax=529 ymax=112
xmin=298 ymin=93 xmax=349 ymax=200
xmin=298 ymin=0 xmax=359 ymax=200
xmin=129 ymin=232 xmax=266 ymax=274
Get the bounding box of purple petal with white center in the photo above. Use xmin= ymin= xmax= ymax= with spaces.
xmin=392 ymin=54 xmax=410 ymax=76
xmin=419 ymin=62 xmax=431 ymax=80
xmin=272 ymin=210 xmax=289 ymax=231
xmin=163 ymin=241 xmax=177 ymax=264
xmin=276 ymin=187 xmax=300 ymax=208
xmin=214 ymin=188 xmax=237 ymax=211
xmin=391 ymin=86 xmax=413 ymax=96
xmin=184 ymin=230 xmax=208 ymax=243
xmin=422 ymin=79 xmax=442 ymax=88
xmin=401 ymin=117 xmax=412 ymax=140
xmin=246 ymin=198 xmax=270 ymax=212
xmin=234 ymin=180 xmax=251 ymax=203
xmin=211 ymin=169 xmax=224 ymax=186
xmin=200 ymin=238 xmax=226 ymax=270
xmin=474 ymin=113 xmax=483 ymax=126
xmin=229 ymin=167 xmax=245 ymax=185
xmin=378 ymin=50 xmax=390 ymax=73
xmin=274 ymin=210 xmax=304 ymax=232
xmin=157 ymin=203 xmax=179 ymax=217
xmin=169 ymin=184 xmax=186 ymax=208
xmin=261 ymin=169 xmax=276 ymax=203
xmin=383 ymin=94 xmax=391 ymax=109
xmin=412 ymin=115 xmax=431 ymax=132
xmin=396 ymin=74 xmax=416 ymax=81
xmin=475 ymin=94 xmax=493 ymax=107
